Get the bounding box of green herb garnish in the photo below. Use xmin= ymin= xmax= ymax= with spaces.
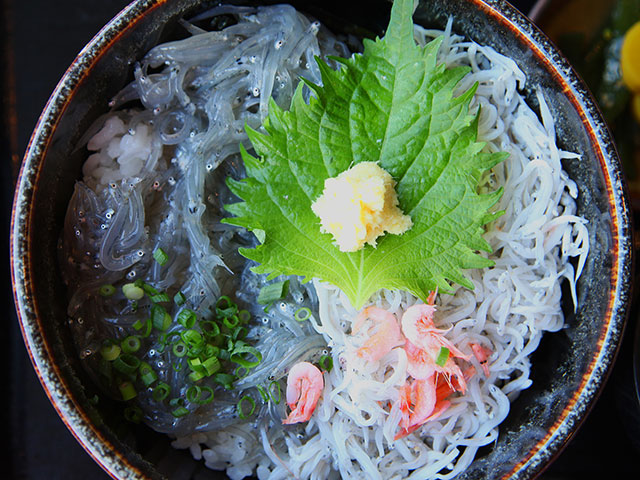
xmin=224 ymin=0 xmax=505 ymax=308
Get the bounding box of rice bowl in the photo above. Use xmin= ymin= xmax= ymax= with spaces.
xmin=10 ymin=0 xmax=632 ymax=480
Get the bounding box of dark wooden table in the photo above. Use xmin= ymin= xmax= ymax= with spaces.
xmin=2 ymin=1 xmax=639 ymax=479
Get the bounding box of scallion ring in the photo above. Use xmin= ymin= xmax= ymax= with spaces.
xmin=152 ymin=382 xmax=170 ymax=402
xmin=153 ymin=247 xmax=169 ymax=266
xmin=99 ymin=284 xmax=115 ymax=297
xmin=237 ymin=395 xmax=256 ymax=419
xmin=124 ymin=405 xmax=143 ymax=423
xmin=139 ymin=362 xmax=158 ymax=387
xmin=230 ymin=345 xmax=262 ymax=368
xmin=223 ymin=315 xmax=240 ymax=329
xmin=215 ymin=295 xmax=238 ymax=318
xmin=122 ymin=283 xmax=144 ymax=301
xmin=238 ymin=309 xmax=251 ymax=324
xmin=151 ymin=304 xmax=172 ymax=331
xmin=119 ymin=381 xmax=137 ymax=401
xmin=269 ymin=380 xmax=282 ymax=405
xmin=435 ymin=346 xmax=450 ymax=367
xmin=256 ymin=385 xmax=270 ymax=403
xmin=174 ymin=291 xmax=186 ymax=306
xmin=113 ymin=353 xmax=140 ymax=375
xmin=294 ymin=307 xmax=311 ymax=322
xmin=133 ymin=318 xmax=152 ymax=338
xmin=150 ymin=293 xmax=170 ymax=303
xmin=177 ymin=308 xmax=197 ymax=329
xmin=199 ymin=320 xmax=220 ymax=338
xmin=172 ymin=341 xmax=188 ymax=357
xmin=186 ymin=385 xmax=202 ymax=403
xmin=319 ymin=354 xmax=333 ymax=372
xmin=197 ymin=386 xmax=214 ymax=405
xmin=100 ymin=340 xmax=120 ymax=361
xmin=121 ymin=335 xmax=141 ymax=354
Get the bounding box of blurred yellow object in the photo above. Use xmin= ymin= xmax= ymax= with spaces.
xmin=622 ymin=21 xmax=640 ymax=92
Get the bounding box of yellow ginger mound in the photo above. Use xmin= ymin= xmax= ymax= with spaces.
xmin=311 ymin=162 xmax=412 ymax=252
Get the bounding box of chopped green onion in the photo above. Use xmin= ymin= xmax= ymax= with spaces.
xmin=181 ymin=329 xmax=204 ymax=348
xmin=256 ymin=385 xmax=270 ymax=403
xmin=174 ymin=291 xmax=186 ymax=306
xmin=202 ymin=356 xmax=221 ymax=376
xmin=197 ymin=386 xmax=214 ymax=405
xmin=153 ymin=247 xmax=169 ymax=266
xmin=172 ymin=361 xmax=184 ymax=372
xmin=121 ymin=335 xmax=141 ymax=354
xmin=257 ymin=280 xmax=289 ymax=305
xmin=214 ymin=373 xmax=235 ymax=390
xmin=119 ymin=381 xmax=137 ymax=401
xmin=172 ymin=341 xmax=188 ymax=357
xmin=186 ymin=385 xmax=202 ymax=403
xmin=124 ymin=405 xmax=143 ymax=423
xmin=233 ymin=326 xmax=248 ymax=341
xmin=218 ymin=349 xmax=231 ymax=362
xmin=122 ymin=283 xmax=144 ymax=301
xmin=238 ymin=310 xmax=251 ymax=324
xmin=319 ymin=354 xmax=333 ymax=372
xmin=151 ymin=305 xmax=172 ymax=331
xmin=100 ymin=340 xmax=121 ymax=361
xmin=188 ymin=370 xmax=205 ymax=382
xmin=152 ymin=382 xmax=170 ymax=402
xmin=169 ymin=397 xmax=189 ymax=417
xmin=139 ymin=362 xmax=158 ymax=387
xmin=223 ymin=315 xmax=240 ymax=329
xmin=203 ymin=344 xmax=220 ymax=359
xmin=133 ymin=318 xmax=152 ymax=338
xmin=215 ymin=296 xmax=238 ymax=318
xmin=435 ymin=347 xmax=450 ymax=367
xmin=141 ymin=282 xmax=159 ymax=296
xmin=130 ymin=301 xmax=138 ymax=313
xmin=237 ymin=395 xmax=256 ymax=419
xmin=187 ymin=344 xmax=204 ymax=358
xmin=269 ymin=381 xmax=282 ymax=404
xmin=99 ymin=284 xmax=115 ymax=297
xmin=230 ymin=345 xmax=262 ymax=368
xmin=150 ymin=293 xmax=170 ymax=303
xmin=185 ymin=385 xmax=214 ymax=405
xmin=177 ymin=308 xmax=197 ymax=328
xmin=171 ymin=406 xmax=189 ymax=417
xmin=113 ymin=353 xmax=141 ymax=375
xmin=199 ymin=320 xmax=220 ymax=338
xmin=294 ymin=307 xmax=311 ymax=322
xmin=235 ymin=365 xmax=249 ymax=378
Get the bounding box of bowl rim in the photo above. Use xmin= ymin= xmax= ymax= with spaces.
xmin=9 ymin=0 xmax=634 ymax=479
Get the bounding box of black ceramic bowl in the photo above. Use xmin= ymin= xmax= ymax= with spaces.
xmin=10 ymin=0 xmax=633 ymax=478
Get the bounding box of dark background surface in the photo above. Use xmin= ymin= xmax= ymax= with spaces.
xmin=2 ymin=0 xmax=640 ymax=479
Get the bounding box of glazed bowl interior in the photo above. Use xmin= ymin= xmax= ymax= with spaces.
xmin=11 ymin=0 xmax=632 ymax=479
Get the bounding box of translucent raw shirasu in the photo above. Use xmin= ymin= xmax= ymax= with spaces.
xmin=170 ymin=19 xmax=589 ymax=480
xmin=61 ymin=4 xmax=347 ymax=436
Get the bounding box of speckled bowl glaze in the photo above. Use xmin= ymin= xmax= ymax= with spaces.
xmin=10 ymin=0 xmax=633 ymax=479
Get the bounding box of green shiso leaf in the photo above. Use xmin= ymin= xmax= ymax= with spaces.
xmin=223 ymin=0 xmax=506 ymax=309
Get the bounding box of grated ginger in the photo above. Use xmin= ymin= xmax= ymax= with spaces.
xmin=311 ymin=162 xmax=412 ymax=252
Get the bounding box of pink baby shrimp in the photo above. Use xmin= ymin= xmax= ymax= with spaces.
xmin=352 ymin=306 xmax=404 ymax=362
xmin=395 ymin=376 xmax=450 ymax=440
xmin=401 ymin=304 xmax=471 ymax=391
xmin=282 ymin=361 xmax=324 ymax=425
xmin=471 ymin=343 xmax=493 ymax=377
